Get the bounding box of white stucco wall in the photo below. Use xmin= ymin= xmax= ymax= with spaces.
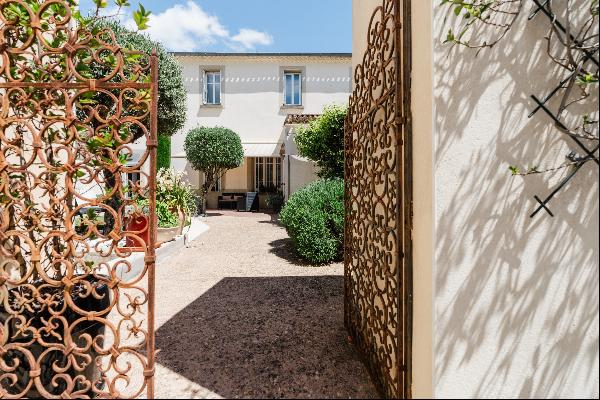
xmin=353 ymin=0 xmax=599 ymax=398
xmin=170 ymin=54 xmax=351 ymax=190
xmin=431 ymin=2 xmax=599 ymax=398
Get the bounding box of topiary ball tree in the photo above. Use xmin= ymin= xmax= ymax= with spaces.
xmin=295 ymin=104 xmax=347 ymax=179
xmin=184 ymin=127 xmax=244 ymax=213
xmin=279 ymin=178 xmax=344 ymax=264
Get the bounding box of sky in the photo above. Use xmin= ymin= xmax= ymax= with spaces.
xmin=78 ymin=0 xmax=352 ymax=53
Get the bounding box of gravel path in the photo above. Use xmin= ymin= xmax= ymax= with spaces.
xmin=154 ymin=211 xmax=379 ymax=399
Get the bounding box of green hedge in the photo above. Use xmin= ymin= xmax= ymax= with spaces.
xmin=157 ymin=135 xmax=171 ymax=170
xmin=295 ymin=105 xmax=346 ymax=179
xmin=279 ymin=179 xmax=344 ymax=264
xmin=101 ymin=21 xmax=187 ymax=138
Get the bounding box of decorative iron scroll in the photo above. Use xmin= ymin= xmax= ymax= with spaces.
xmin=0 ymin=1 xmax=157 ymax=398
xmin=345 ymin=0 xmax=412 ymax=398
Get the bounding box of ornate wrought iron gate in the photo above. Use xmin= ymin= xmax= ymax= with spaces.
xmin=345 ymin=0 xmax=412 ymax=398
xmin=0 ymin=1 xmax=157 ymax=398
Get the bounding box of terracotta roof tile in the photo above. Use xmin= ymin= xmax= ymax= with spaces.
xmin=284 ymin=114 xmax=321 ymax=125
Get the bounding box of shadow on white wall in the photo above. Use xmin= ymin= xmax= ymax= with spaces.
xmin=433 ymin=4 xmax=599 ymax=398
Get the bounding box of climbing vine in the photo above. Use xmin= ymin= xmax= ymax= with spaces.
xmin=441 ymin=0 xmax=599 ymax=216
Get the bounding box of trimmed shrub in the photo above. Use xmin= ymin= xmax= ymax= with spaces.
xmin=157 ymin=135 xmax=171 ymax=170
xmin=184 ymin=126 xmax=244 ymax=212
xmin=295 ymin=105 xmax=347 ymax=179
xmin=279 ymin=179 xmax=344 ymax=264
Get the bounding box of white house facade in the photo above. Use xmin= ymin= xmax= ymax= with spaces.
xmin=169 ymin=53 xmax=352 ymax=209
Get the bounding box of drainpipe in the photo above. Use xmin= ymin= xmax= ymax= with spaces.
xmin=287 ymin=153 xmax=291 ymax=199
xmin=286 ymin=127 xmax=292 ymax=200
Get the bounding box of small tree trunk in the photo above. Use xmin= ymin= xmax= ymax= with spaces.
xmin=198 ymin=186 xmax=209 ymax=216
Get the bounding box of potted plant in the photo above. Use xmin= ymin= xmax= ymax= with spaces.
xmin=155 ymin=168 xmax=197 ymax=243
xmin=266 ymin=190 xmax=285 ymax=213
xmin=156 ymin=200 xmax=181 ymax=242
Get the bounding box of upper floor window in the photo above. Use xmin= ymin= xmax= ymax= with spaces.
xmin=284 ymin=72 xmax=301 ymax=106
xmin=204 ymin=70 xmax=221 ymax=105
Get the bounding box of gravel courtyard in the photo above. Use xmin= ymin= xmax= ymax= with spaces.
xmin=153 ymin=211 xmax=379 ymax=399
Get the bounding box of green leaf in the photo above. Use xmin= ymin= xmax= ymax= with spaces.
xmin=133 ymin=3 xmax=152 ymax=31
xmin=94 ymin=0 xmax=108 ymax=9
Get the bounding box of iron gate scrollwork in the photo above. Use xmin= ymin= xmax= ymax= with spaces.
xmin=0 ymin=1 xmax=157 ymax=398
xmin=345 ymin=0 xmax=412 ymax=398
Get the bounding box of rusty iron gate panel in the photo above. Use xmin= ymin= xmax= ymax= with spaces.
xmin=0 ymin=1 xmax=158 ymax=398
xmin=344 ymin=0 xmax=412 ymax=398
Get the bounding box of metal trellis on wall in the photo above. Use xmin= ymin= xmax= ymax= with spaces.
xmin=0 ymin=1 xmax=157 ymax=398
xmin=527 ymin=0 xmax=599 ymax=218
xmin=344 ymin=0 xmax=412 ymax=398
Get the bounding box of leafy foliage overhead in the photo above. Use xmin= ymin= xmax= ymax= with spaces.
xmin=295 ymin=105 xmax=347 ymax=179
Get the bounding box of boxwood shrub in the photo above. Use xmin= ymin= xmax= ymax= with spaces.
xmin=279 ymin=178 xmax=344 ymax=264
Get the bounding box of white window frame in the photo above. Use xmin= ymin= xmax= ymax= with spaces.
xmin=275 ymin=158 xmax=282 ymax=187
xmin=211 ymin=174 xmax=222 ymax=192
xmin=254 ymin=157 xmax=282 ymax=192
xmin=203 ymin=70 xmax=222 ymax=105
xmin=283 ymin=71 xmax=302 ymax=106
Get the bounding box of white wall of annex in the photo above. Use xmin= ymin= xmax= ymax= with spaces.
xmin=431 ymin=2 xmax=599 ymax=397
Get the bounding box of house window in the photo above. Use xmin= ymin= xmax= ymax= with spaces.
xmin=204 ymin=70 xmax=221 ymax=105
xmin=266 ymin=158 xmax=274 ymax=188
xmin=284 ymin=72 xmax=301 ymax=106
xmin=275 ymin=158 xmax=282 ymax=186
xmin=211 ymin=174 xmax=222 ymax=192
xmin=255 ymin=157 xmax=264 ymax=191
xmin=255 ymin=157 xmax=282 ymax=192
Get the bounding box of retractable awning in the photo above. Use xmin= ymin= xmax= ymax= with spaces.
xmin=242 ymin=143 xmax=281 ymax=157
